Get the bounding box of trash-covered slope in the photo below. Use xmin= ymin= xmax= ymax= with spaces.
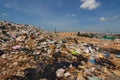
xmin=0 ymin=21 xmax=120 ymax=80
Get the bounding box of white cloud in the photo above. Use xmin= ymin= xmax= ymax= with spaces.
xmin=4 ymin=3 xmax=11 ymax=8
xmin=71 ymin=14 xmax=76 ymax=17
xmin=99 ymin=17 xmax=108 ymax=22
xmin=67 ymin=14 xmax=76 ymax=17
xmin=99 ymin=16 xmax=118 ymax=22
xmin=1 ymin=13 xmax=9 ymax=17
xmin=113 ymin=16 xmax=118 ymax=19
xmin=58 ymin=0 xmax=63 ymax=6
xmin=73 ymin=20 xmax=79 ymax=23
xmin=80 ymin=0 xmax=100 ymax=10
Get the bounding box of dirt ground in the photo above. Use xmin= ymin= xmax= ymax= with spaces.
xmin=57 ymin=32 xmax=120 ymax=51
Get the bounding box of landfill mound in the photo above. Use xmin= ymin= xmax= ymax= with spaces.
xmin=0 ymin=21 xmax=120 ymax=80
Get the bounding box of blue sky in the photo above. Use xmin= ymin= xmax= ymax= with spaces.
xmin=0 ymin=0 xmax=120 ymax=33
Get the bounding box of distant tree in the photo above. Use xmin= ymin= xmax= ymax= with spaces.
xmin=77 ymin=32 xmax=80 ymax=36
xmin=89 ymin=33 xmax=95 ymax=38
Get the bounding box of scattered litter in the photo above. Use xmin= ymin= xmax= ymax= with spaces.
xmin=87 ymin=76 xmax=102 ymax=80
xmin=71 ymin=50 xmax=79 ymax=55
xmin=0 ymin=21 xmax=120 ymax=80
xmin=56 ymin=68 xmax=65 ymax=77
xmin=12 ymin=45 xmax=21 ymax=50
xmin=0 ymin=50 xmax=4 ymax=56
xmin=116 ymin=54 xmax=120 ymax=58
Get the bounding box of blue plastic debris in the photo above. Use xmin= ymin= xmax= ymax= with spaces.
xmin=103 ymin=53 xmax=110 ymax=58
xmin=116 ymin=54 xmax=120 ymax=58
xmin=90 ymin=57 xmax=96 ymax=64
xmin=90 ymin=59 xmax=96 ymax=64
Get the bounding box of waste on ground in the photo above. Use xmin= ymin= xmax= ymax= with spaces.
xmin=0 ymin=21 xmax=120 ymax=80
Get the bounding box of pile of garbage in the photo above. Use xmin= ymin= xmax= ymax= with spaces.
xmin=0 ymin=21 xmax=120 ymax=80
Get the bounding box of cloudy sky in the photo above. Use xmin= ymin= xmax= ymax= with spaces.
xmin=0 ymin=0 xmax=120 ymax=33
